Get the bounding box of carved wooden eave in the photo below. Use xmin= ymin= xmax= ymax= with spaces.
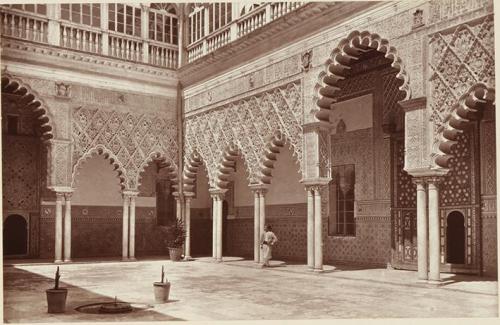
xmin=178 ymin=1 xmax=382 ymax=87
xmin=1 ymin=36 xmax=178 ymax=96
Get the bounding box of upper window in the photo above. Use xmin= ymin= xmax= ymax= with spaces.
xmin=329 ymin=164 xmax=356 ymax=236
xmin=208 ymin=3 xmax=232 ymax=33
xmin=61 ymin=4 xmax=101 ymax=27
xmin=108 ymin=3 xmax=141 ymax=37
xmin=188 ymin=5 xmax=205 ymax=44
xmin=4 ymin=4 xmax=46 ymax=15
xmin=149 ymin=3 xmax=178 ymax=45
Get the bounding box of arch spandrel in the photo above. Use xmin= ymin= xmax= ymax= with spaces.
xmin=183 ymin=81 xmax=305 ymax=190
xmin=428 ymin=15 xmax=495 ymax=168
xmin=71 ymin=106 xmax=178 ymax=191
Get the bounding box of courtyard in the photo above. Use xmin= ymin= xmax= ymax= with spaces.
xmin=3 ymin=257 xmax=498 ymax=322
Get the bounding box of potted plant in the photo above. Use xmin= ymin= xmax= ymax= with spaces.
xmin=153 ymin=265 xmax=171 ymax=303
xmin=46 ymin=266 xmax=68 ymax=313
xmin=163 ymin=219 xmax=186 ymax=261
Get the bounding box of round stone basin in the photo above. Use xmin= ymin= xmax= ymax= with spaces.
xmin=99 ymin=302 xmax=133 ymax=314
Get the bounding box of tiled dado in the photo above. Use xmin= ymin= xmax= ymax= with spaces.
xmin=325 ymin=215 xmax=391 ymax=266
xmin=233 ymin=203 xmax=307 ymax=219
xmin=39 ymin=205 xmax=167 ymax=258
xmin=481 ymin=213 xmax=497 ymax=277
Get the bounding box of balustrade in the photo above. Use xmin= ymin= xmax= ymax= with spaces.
xmin=109 ymin=33 xmax=143 ymax=62
xmin=271 ymin=2 xmax=303 ymax=20
xmin=237 ymin=6 xmax=267 ymax=37
xmin=206 ymin=26 xmax=230 ymax=53
xmin=1 ymin=10 xmax=48 ymax=43
xmin=149 ymin=42 xmax=178 ymax=69
xmin=60 ymin=23 xmax=102 ymax=54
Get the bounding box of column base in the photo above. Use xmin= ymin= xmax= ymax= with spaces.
xmin=183 ymin=256 xmax=193 ymax=261
xmin=426 ymin=279 xmax=443 ymax=287
xmin=54 ymin=259 xmax=63 ymax=264
xmin=121 ymin=257 xmax=131 ymax=262
xmin=416 ymin=279 xmax=429 ymax=284
xmin=313 ymin=268 xmax=324 ymax=273
xmin=63 ymin=259 xmax=72 ymax=263
xmin=128 ymin=257 xmax=137 ymax=262
xmin=216 ymin=258 xmax=223 ymax=263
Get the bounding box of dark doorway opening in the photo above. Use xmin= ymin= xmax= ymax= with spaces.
xmin=446 ymin=211 xmax=465 ymax=264
xmin=3 ymin=214 xmax=28 ymax=256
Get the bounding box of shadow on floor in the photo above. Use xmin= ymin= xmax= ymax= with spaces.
xmin=3 ymin=266 xmax=184 ymax=323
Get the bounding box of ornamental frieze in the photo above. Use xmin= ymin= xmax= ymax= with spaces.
xmin=184 ymin=54 xmax=301 ymax=114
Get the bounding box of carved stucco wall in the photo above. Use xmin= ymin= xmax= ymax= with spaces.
xmin=72 ymin=106 xmax=178 ymax=190
xmin=184 ymin=81 xmax=303 ymax=188
xmin=428 ymin=14 xmax=494 ymax=163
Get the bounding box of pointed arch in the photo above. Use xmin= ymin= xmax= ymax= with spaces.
xmin=434 ymin=83 xmax=495 ymax=168
xmin=71 ymin=145 xmax=128 ymax=189
xmin=1 ymin=73 xmax=55 ymax=140
xmin=314 ymin=30 xmax=411 ymax=122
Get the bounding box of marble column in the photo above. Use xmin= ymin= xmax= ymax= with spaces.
xmin=306 ymin=186 xmax=315 ymax=270
xmin=128 ymin=193 xmax=137 ymax=261
xmin=211 ymin=193 xmax=217 ymax=260
xmin=313 ymin=186 xmax=323 ymax=272
xmin=54 ymin=192 xmax=64 ymax=263
xmin=216 ymin=193 xmax=224 ymax=262
xmin=122 ymin=193 xmax=130 ymax=260
xmin=63 ymin=192 xmax=73 ymax=262
xmin=184 ymin=194 xmax=193 ymax=260
xmin=258 ymin=189 xmax=267 ymax=264
xmin=414 ymin=178 xmax=428 ymax=281
xmin=175 ymin=194 xmax=183 ymax=221
xmin=252 ymin=189 xmax=260 ymax=263
xmin=428 ymin=178 xmax=442 ymax=283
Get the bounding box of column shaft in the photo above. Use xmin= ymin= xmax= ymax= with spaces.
xmin=216 ymin=196 xmax=223 ymax=262
xmin=253 ymin=191 xmax=260 ymax=263
xmin=259 ymin=192 xmax=266 ymax=264
xmin=313 ymin=188 xmax=323 ymax=271
xmin=212 ymin=196 xmax=217 ymax=259
xmin=428 ymin=181 xmax=441 ymax=282
xmin=122 ymin=195 xmax=130 ymax=260
xmin=185 ymin=198 xmax=192 ymax=259
xmin=54 ymin=193 xmax=64 ymax=263
xmin=416 ymin=181 xmax=428 ymax=280
xmin=307 ymin=188 xmax=314 ymax=269
xmin=129 ymin=195 xmax=136 ymax=260
xmin=63 ymin=193 xmax=72 ymax=262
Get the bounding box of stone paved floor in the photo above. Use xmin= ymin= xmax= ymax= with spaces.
xmin=3 ymin=257 xmax=498 ymax=322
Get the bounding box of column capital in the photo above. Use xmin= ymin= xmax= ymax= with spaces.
xmin=411 ymin=177 xmax=427 ymax=187
xmin=122 ymin=190 xmax=139 ymax=199
xmin=424 ymin=176 xmax=445 ymax=186
xmin=209 ymin=188 xmax=227 ymax=200
xmin=64 ymin=192 xmax=73 ymax=200
xmin=301 ymin=178 xmax=331 ymax=192
xmin=55 ymin=192 xmax=65 ymax=201
xmin=249 ymin=184 xmax=269 ymax=195
xmin=184 ymin=191 xmax=195 ymax=199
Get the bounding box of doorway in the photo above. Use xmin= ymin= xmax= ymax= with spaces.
xmin=3 ymin=214 xmax=28 ymax=256
xmin=446 ymin=211 xmax=465 ymax=264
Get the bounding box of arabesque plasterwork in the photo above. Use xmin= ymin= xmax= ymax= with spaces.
xmin=72 ymin=107 xmax=178 ymax=190
xmin=428 ymin=15 xmax=494 ymax=161
xmin=184 ymin=81 xmax=303 ymax=188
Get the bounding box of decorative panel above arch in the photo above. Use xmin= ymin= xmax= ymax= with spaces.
xmin=72 ymin=107 xmax=178 ymax=190
xmin=184 ymin=81 xmax=303 ymax=188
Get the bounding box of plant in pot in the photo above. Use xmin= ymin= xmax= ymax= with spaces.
xmin=153 ymin=265 xmax=171 ymax=303
xmin=46 ymin=266 xmax=68 ymax=313
xmin=163 ymin=219 xmax=186 ymax=261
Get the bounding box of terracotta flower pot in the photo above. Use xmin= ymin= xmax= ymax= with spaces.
xmin=168 ymin=247 xmax=183 ymax=261
xmin=153 ymin=282 xmax=171 ymax=303
xmin=46 ymin=288 xmax=68 ymax=313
